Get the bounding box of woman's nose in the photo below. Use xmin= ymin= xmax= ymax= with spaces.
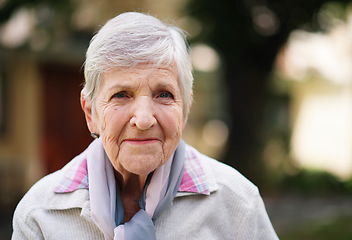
xmin=129 ymin=96 xmax=157 ymax=130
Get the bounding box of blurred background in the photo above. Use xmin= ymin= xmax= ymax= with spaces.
xmin=1 ymin=0 xmax=352 ymax=239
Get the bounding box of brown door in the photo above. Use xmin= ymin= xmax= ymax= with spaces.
xmin=41 ymin=64 xmax=92 ymax=174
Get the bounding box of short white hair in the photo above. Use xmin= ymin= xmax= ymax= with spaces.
xmin=83 ymin=12 xmax=193 ymax=119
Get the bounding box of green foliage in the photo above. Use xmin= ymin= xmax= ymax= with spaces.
xmin=280 ymin=215 xmax=352 ymax=240
xmin=0 ymin=0 xmax=73 ymax=23
xmin=280 ymin=169 xmax=352 ymax=195
xmin=0 ymin=0 xmax=75 ymax=50
xmin=186 ymin=0 xmax=352 ymax=182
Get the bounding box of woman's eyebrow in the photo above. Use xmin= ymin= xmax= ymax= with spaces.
xmin=106 ymin=82 xmax=135 ymax=91
xmin=152 ymin=82 xmax=177 ymax=91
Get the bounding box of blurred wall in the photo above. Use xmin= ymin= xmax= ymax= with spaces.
xmin=0 ymin=53 xmax=43 ymax=205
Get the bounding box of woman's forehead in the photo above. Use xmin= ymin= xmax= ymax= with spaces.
xmin=100 ymin=64 xmax=180 ymax=89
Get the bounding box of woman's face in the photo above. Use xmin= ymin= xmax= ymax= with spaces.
xmin=84 ymin=65 xmax=185 ymax=177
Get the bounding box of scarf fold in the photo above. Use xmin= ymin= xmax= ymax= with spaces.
xmin=87 ymin=138 xmax=185 ymax=240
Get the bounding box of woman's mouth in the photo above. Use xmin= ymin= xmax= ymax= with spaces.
xmin=124 ymin=138 xmax=160 ymax=145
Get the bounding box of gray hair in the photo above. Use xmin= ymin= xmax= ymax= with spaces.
xmin=83 ymin=12 xmax=193 ymax=119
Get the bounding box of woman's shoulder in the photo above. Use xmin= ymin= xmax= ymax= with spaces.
xmin=14 ymin=169 xmax=62 ymax=216
xmin=12 ymin=155 xmax=96 ymax=239
xmin=13 ymin=154 xmax=88 ymax=221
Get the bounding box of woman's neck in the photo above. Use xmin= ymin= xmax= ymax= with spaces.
xmin=115 ymin=171 xmax=147 ymax=193
xmin=115 ymin=171 xmax=148 ymax=222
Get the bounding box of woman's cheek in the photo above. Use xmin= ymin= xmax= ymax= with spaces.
xmin=101 ymin=120 xmax=119 ymax=145
xmin=99 ymin=113 xmax=120 ymax=149
xmin=167 ymin=106 xmax=183 ymax=130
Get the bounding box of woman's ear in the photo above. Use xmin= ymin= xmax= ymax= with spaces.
xmin=80 ymin=91 xmax=98 ymax=134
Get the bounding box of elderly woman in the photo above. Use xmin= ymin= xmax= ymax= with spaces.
xmin=12 ymin=12 xmax=278 ymax=240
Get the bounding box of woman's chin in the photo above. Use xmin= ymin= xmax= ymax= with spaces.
xmin=119 ymin=157 xmax=163 ymax=176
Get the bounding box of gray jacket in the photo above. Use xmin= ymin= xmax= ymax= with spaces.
xmin=12 ymin=144 xmax=278 ymax=239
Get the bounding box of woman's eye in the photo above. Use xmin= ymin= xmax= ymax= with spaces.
xmin=159 ymin=92 xmax=173 ymax=99
xmin=113 ymin=92 xmax=127 ymax=98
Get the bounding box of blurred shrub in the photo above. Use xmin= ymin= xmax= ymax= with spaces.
xmin=280 ymin=169 xmax=352 ymax=195
xmin=280 ymin=215 xmax=352 ymax=240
